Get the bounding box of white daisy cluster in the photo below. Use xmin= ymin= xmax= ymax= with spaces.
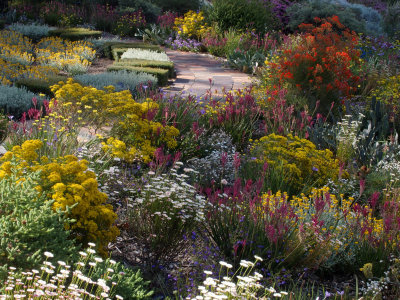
xmin=1 ymin=244 xmax=123 ymax=300
xmin=336 ymin=114 xmax=363 ymax=147
xmin=191 ymin=256 xmax=289 ymax=299
xmin=133 ymin=164 xmax=207 ymax=223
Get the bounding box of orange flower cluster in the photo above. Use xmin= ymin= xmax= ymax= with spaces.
xmin=267 ymin=16 xmax=361 ymax=110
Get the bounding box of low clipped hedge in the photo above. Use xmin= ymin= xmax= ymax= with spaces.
xmin=102 ymin=42 xmax=162 ymax=60
xmin=119 ymin=59 xmax=175 ymax=78
xmin=49 ymin=27 xmax=102 ymax=41
xmin=16 ymin=76 xmax=68 ymax=97
xmin=107 ymin=65 xmax=169 ymax=86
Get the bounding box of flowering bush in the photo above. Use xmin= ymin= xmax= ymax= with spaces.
xmin=0 ymin=163 xmax=78 ymax=280
xmin=369 ymin=75 xmax=400 ymax=117
xmin=192 ymin=257 xmax=289 ymax=299
xmin=51 ymin=79 xmax=179 ymax=163
xmin=89 ymin=4 xmax=118 ymax=32
xmin=262 ymin=16 xmax=361 ymax=112
xmin=174 ymin=10 xmax=208 ymax=40
xmin=0 ymin=31 xmax=59 ymax=84
xmin=36 ymin=37 xmax=96 ymax=75
xmin=202 ymin=88 xmax=263 ymax=150
xmin=118 ymin=165 xmax=207 ymax=263
xmin=249 ymin=133 xmax=339 ymax=194
xmin=1 ymin=245 xmax=153 ymax=299
xmin=157 ymin=11 xmax=178 ymax=29
xmin=165 ymin=35 xmax=202 ymax=52
xmin=200 ymin=27 xmax=227 ymax=57
xmin=113 ymin=10 xmax=146 ymax=37
xmin=40 ymin=1 xmax=84 ymax=27
xmin=0 ymin=30 xmax=34 ymax=65
xmin=0 ymin=140 xmax=119 ymax=256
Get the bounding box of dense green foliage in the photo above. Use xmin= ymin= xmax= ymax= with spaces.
xmin=48 ymin=27 xmax=102 ymax=41
xmin=16 ymin=75 xmax=67 ymax=96
xmin=0 ymin=165 xmax=79 ymax=280
xmin=208 ymin=0 xmax=279 ymax=33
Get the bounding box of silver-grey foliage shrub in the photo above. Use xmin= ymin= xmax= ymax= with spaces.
xmin=74 ymin=70 xmax=157 ymax=92
xmin=120 ymin=48 xmax=171 ymax=61
xmin=330 ymin=0 xmax=383 ymax=36
xmin=287 ymin=0 xmax=383 ymax=36
xmin=0 ymin=84 xmax=44 ymax=118
xmin=186 ymin=130 xmax=237 ymax=186
xmin=7 ymin=23 xmax=56 ymax=40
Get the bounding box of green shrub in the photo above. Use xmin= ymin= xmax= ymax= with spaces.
xmin=107 ymin=65 xmax=169 ymax=85
xmin=0 ymin=165 xmax=79 ymax=281
xmin=208 ymin=0 xmax=278 ymax=34
xmin=120 ymin=48 xmax=170 ymax=62
xmin=119 ymin=59 xmax=175 ymax=77
xmin=74 ymin=70 xmax=157 ymax=92
xmin=0 ymin=85 xmax=45 ymax=118
xmin=0 ymin=20 xmax=5 ymax=30
xmin=384 ymin=2 xmax=400 ymax=40
xmin=7 ymin=23 xmax=55 ymax=41
xmin=91 ymin=258 xmax=154 ymax=299
xmin=118 ymin=0 xmax=162 ymax=23
xmin=287 ymin=0 xmax=383 ymax=36
xmin=15 ymin=75 xmax=68 ymax=97
xmin=152 ymin=0 xmax=200 ymax=13
xmin=48 ymin=27 xmax=102 ymax=41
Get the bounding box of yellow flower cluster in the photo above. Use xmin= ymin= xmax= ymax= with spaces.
xmin=0 ymin=58 xmax=58 ymax=86
xmin=51 ymin=79 xmax=179 ymax=162
xmin=251 ymin=134 xmax=339 ymax=192
xmin=260 ymin=187 xmax=386 ymax=267
xmin=0 ymin=31 xmax=66 ymax=84
xmin=101 ymin=137 xmax=151 ymax=163
xmin=0 ymin=140 xmax=119 ymax=256
xmin=36 ymin=37 xmax=96 ymax=75
xmin=174 ymin=10 xmax=209 ymax=39
xmin=0 ymin=30 xmax=34 ymax=65
xmin=369 ymin=74 xmax=400 ymax=114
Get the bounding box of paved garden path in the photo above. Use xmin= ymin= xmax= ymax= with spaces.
xmin=163 ymin=48 xmax=253 ymax=97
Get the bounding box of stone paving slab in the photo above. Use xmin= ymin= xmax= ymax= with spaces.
xmin=163 ymin=48 xmax=253 ymax=97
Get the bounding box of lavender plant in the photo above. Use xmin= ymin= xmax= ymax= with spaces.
xmin=165 ymin=35 xmax=202 ymax=52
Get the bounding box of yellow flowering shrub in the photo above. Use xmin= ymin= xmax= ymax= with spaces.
xmin=0 ymin=30 xmax=34 ymax=65
xmin=251 ymin=133 xmax=339 ymax=193
xmin=0 ymin=58 xmax=58 ymax=85
xmin=259 ymin=187 xmax=387 ymax=269
xmin=36 ymin=37 xmax=96 ymax=75
xmin=51 ymin=79 xmax=179 ymax=163
xmin=0 ymin=31 xmax=60 ymax=84
xmin=0 ymin=140 xmax=119 ymax=256
xmin=369 ymin=74 xmax=400 ymax=114
xmin=174 ymin=10 xmax=209 ymax=39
